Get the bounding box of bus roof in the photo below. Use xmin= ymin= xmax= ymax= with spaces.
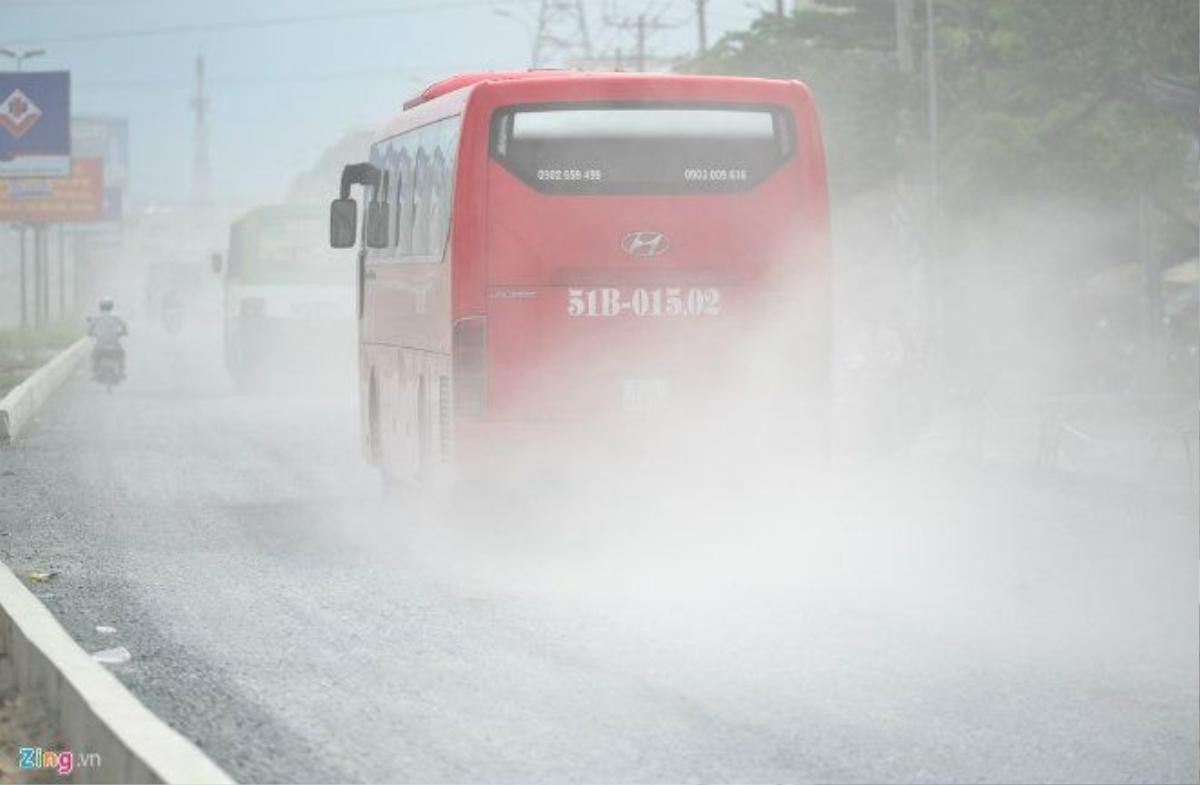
xmin=404 ymin=71 xmax=564 ymax=109
xmin=233 ymin=203 xmax=325 ymax=228
xmin=402 ymin=70 xmax=805 ymax=111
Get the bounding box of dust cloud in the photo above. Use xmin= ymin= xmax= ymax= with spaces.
xmin=306 ymin=192 xmax=1196 ymax=743
xmin=78 ymin=84 xmax=1194 ymax=781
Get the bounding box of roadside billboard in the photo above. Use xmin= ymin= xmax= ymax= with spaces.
xmin=0 ymin=156 xmax=103 ymax=222
xmin=72 ymin=116 xmax=128 ymax=220
xmin=0 ymin=71 xmax=71 ymax=177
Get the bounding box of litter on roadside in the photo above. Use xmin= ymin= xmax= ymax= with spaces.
xmin=26 ymin=570 xmax=58 ymax=583
xmin=95 ymin=625 xmax=117 ymax=634
xmin=90 ymin=646 xmax=131 ymax=665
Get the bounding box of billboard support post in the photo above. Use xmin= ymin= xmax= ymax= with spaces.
xmin=43 ymin=227 xmax=50 ymax=322
xmin=40 ymin=226 xmax=45 ymax=325
xmin=17 ymin=225 xmax=27 ymax=327
xmin=57 ymin=223 xmax=65 ymax=317
xmin=34 ymin=225 xmax=44 ymax=326
xmin=33 ymin=226 xmax=39 ymax=326
xmin=31 ymin=225 xmax=41 ymax=326
xmin=39 ymin=225 xmax=49 ymax=325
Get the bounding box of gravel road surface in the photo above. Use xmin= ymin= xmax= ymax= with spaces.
xmin=1 ymin=325 xmax=1196 ymax=783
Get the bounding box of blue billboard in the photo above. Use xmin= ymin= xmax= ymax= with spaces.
xmin=0 ymin=71 xmax=70 ymax=177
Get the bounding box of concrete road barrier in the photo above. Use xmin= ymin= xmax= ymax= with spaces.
xmin=0 ymin=564 xmax=234 ymax=783
xmin=0 ymin=337 xmax=91 ymax=444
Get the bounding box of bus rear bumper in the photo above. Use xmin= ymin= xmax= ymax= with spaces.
xmin=450 ymin=403 xmax=830 ymax=485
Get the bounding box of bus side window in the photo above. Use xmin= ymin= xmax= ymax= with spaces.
xmin=367 ymin=140 xmax=389 ymax=252
xmin=397 ymin=146 xmax=415 ymax=255
xmin=388 ymin=148 xmax=403 ymax=250
xmin=436 ymin=119 xmax=460 ymax=259
xmin=378 ymin=170 xmax=390 ymax=212
xmin=429 ymin=147 xmax=448 ymax=259
xmin=373 ymin=115 xmax=459 ymax=262
xmin=376 ymin=170 xmax=391 ymax=251
xmin=411 ymin=145 xmax=431 ymax=256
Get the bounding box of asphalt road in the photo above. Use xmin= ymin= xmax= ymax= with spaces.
xmin=1 ymin=323 xmax=1197 ymax=783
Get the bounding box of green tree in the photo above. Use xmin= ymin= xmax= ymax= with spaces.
xmin=684 ymin=0 xmax=1199 ymax=220
xmin=683 ymin=2 xmax=904 ymax=199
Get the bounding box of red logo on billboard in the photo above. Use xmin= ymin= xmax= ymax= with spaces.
xmin=0 ymin=89 xmax=43 ymax=139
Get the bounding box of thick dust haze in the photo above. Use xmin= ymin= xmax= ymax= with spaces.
xmin=61 ymin=163 xmax=1192 ymax=781
xmin=1 ymin=1 xmax=1195 ymax=782
xmin=31 ymin=105 xmax=1199 ymax=785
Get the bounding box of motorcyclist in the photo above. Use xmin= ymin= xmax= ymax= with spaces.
xmin=87 ymin=298 xmax=128 ymax=378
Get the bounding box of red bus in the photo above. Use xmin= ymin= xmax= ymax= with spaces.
xmin=330 ymin=71 xmax=830 ymax=484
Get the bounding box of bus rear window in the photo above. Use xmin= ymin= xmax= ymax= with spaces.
xmin=490 ymin=104 xmax=794 ymax=195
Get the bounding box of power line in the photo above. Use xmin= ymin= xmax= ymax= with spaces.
xmin=602 ymin=0 xmax=685 ymax=72
xmin=0 ymin=0 xmax=158 ymax=8
xmin=531 ymin=0 xmax=593 ymax=68
xmin=4 ymin=0 xmax=508 ymax=46
xmin=76 ymin=66 xmax=432 ymax=93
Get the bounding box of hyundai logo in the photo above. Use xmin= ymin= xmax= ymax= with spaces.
xmin=621 ymin=231 xmax=670 ymax=257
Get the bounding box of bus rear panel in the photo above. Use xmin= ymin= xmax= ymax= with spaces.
xmin=354 ymin=73 xmax=829 ymax=481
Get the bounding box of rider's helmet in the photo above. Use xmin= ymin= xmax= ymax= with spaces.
xmin=99 ymin=298 xmax=114 ymax=312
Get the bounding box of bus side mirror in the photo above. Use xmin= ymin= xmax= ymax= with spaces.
xmin=330 ymin=198 xmax=358 ymax=248
xmin=210 ymin=252 xmax=224 ymax=275
xmin=365 ymin=201 xmax=389 ymax=249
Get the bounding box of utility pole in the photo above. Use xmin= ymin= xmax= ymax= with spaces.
xmin=190 ymin=53 xmax=211 ymax=207
xmin=32 ymin=226 xmax=42 ymax=326
xmin=493 ymin=8 xmax=537 ymax=66
xmin=604 ymin=8 xmax=680 ymax=72
xmin=57 ymin=224 xmax=65 ymax=317
xmin=17 ymin=226 xmax=27 ymax=327
xmin=894 ymin=0 xmax=914 ymax=74
xmin=531 ymin=0 xmax=593 ymax=68
xmin=0 ymin=47 xmax=46 ymax=71
xmin=696 ymin=0 xmax=708 ymax=55
xmin=40 ymin=226 xmax=49 ymax=324
xmin=923 ymin=0 xmax=943 ymax=404
xmin=924 ymin=0 xmax=938 ymax=226
xmin=892 ymin=0 xmax=918 ymax=284
xmin=636 ymin=14 xmax=646 ymax=72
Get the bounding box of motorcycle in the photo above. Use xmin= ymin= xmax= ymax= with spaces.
xmin=93 ymin=347 xmax=126 ymax=393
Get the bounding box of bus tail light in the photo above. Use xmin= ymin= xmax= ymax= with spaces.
xmin=452 ymin=317 xmax=487 ymax=418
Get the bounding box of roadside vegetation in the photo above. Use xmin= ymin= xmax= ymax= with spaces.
xmin=685 ymin=0 xmax=1197 ymax=217
xmin=684 ymin=0 xmax=1199 ymax=401
xmin=0 ymin=322 xmax=83 ymax=399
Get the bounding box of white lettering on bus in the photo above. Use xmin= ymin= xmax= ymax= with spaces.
xmin=566 ymin=287 xmax=721 ymax=318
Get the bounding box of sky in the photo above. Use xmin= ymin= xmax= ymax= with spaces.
xmin=3 ymin=0 xmax=768 ymax=210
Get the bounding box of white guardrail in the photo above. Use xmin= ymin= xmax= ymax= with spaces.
xmin=0 ymin=565 xmax=234 ymax=784
xmin=0 ymin=337 xmax=234 ymax=782
xmin=0 ymin=337 xmax=91 ymax=444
